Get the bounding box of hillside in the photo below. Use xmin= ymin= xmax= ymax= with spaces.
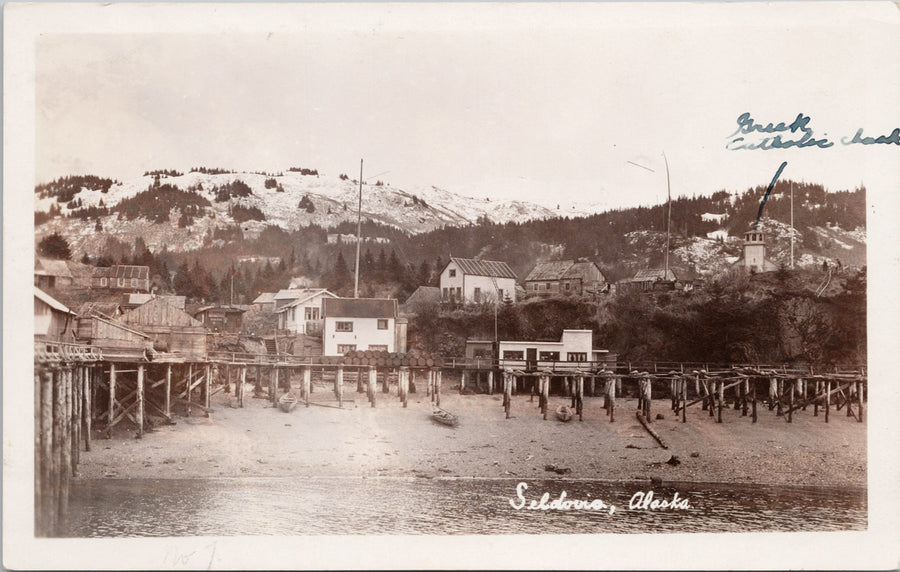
xmin=34 ymin=170 xmax=556 ymax=255
xmin=34 ymin=170 xmax=866 ymax=300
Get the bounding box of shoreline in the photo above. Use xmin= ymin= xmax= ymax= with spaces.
xmin=73 ymin=380 xmax=867 ymax=488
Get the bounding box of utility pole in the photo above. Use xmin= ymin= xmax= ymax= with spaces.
xmin=354 ymin=159 xmax=363 ymax=298
xmin=663 ymin=152 xmax=672 ymax=279
xmin=790 ymin=181 xmax=795 ymax=269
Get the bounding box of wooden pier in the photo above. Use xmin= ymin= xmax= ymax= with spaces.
xmin=34 ymin=339 xmax=866 ymax=536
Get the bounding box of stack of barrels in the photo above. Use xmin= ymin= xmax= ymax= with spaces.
xmin=338 ymin=349 xmax=438 ymax=368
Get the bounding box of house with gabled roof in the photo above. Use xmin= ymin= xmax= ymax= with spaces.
xmin=322 ymin=298 xmax=405 ymax=356
xmin=34 ymin=258 xmax=74 ymax=289
xmin=91 ymin=265 xmax=150 ymax=292
xmin=275 ymin=288 xmax=338 ymax=335
xmin=439 ymin=257 xmax=517 ymax=304
xmin=524 ymin=258 xmax=606 ymax=298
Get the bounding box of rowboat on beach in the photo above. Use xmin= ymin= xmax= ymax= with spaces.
xmin=431 ymin=407 xmax=459 ymax=427
xmin=278 ymin=392 xmax=298 ymax=413
xmin=555 ymin=405 xmax=574 ymax=422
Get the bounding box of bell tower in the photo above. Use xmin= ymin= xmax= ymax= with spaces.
xmin=742 ymin=230 xmax=767 ymax=273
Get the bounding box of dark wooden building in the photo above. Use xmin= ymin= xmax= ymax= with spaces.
xmin=120 ymin=297 xmax=207 ymax=359
xmin=91 ymin=265 xmax=151 ymax=292
xmin=193 ymin=305 xmax=246 ymax=333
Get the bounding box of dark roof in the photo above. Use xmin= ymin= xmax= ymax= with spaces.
xmin=632 ymin=268 xmax=678 ymax=282
xmin=562 ymin=261 xmax=604 ymax=280
xmin=323 ymin=298 xmax=397 ymax=319
xmin=76 ymin=301 xmax=121 ymax=318
xmin=92 ymin=265 xmax=150 ymax=279
xmin=449 ymin=257 xmax=517 ymax=279
xmin=524 ymin=260 xmax=574 ymax=282
xmin=404 ymin=286 xmax=441 ymax=305
xmin=195 ymin=305 xmax=246 ymax=314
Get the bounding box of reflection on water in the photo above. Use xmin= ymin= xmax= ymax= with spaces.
xmin=60 ymin=477 xmax=866 ymax=537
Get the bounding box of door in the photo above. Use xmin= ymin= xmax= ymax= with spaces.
xmin=526 ymin=348 xmax=537 ymax=372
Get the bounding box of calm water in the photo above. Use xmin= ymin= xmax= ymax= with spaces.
xmin=60 ymin=477 xmax=866 ymax=537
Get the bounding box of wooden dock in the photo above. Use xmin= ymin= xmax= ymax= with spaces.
xmin=33 ymin=340 xmax=866 ymax=536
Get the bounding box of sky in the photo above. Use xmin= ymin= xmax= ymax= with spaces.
xmin=32 ymin=2 xmax=900 ymax=211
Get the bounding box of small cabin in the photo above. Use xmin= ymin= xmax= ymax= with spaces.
xmin=34 ymin=258 xmax=74 ymax=290
xmin=194 ymin=305 xmax=246 ymax=333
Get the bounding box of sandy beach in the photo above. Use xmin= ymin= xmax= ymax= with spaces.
xmin=75 ymin=377 xmax=866 ymax=488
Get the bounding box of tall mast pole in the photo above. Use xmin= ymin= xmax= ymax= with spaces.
xmin=790 ymin=181 xmax=795 ymax=269
xmin=663 ymin=152 xmax=672 ymax=279
xmin=354 ymin=159 xmax=363 ymax=298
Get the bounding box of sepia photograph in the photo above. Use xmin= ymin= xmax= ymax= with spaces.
xmin=4 ymin=1 xmax=899 ymax=569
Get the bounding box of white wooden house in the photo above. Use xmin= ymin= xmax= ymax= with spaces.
xmin=498 ymin=329 xmax=609 ymax=371
xmin=275 ymin=288 xmax=337 ymax=335
xmin=439 ymin=257 xmax=517 ymax=304
xmin=322 ymin=298 xmax=401 ymax=356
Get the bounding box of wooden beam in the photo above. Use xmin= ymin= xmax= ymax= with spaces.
xmin=106 ymin=363 xmax=116 ymax=438
xmin=136 ymin=364 xmax=145 ymax=439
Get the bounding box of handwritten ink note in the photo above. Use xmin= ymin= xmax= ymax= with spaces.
xmin=726 ymin=112 xmax=898 ymax=150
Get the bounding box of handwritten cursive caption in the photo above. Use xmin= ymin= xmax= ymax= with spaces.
xmin=726 ymin=112 xmax=899 ymax=150
xmin=508 ymin=482 xmax=691 ymax=514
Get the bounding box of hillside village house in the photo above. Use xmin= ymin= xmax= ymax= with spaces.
xmin=322 ymin=297 xmax=406 ymax=356
xmin=34 ymin=287 xmax=77 ymax=342
xmin=618 ymin=268 xmax=679 ymax=293
xmin=251 ymin=292 xmax=277 ymax=311
xmin=439 ymin=257 xmax=517 ymax=304
xmin=34 ymin=258 xmax=73 ymax=289
xmin=524 ymin=259 xmax=606 ymax=298
xmin=91 ymin=265 xmax=151 ymax=292
xmin=275 ymin=288 xmax=337 ymax=335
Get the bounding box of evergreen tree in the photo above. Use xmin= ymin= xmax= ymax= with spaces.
xmin=38 ymin=232 xmax=72 ymax=260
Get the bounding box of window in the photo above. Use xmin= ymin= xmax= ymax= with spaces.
xmin=442 ymin=287 xmax=449 ymax=300
xmin=539 ymin=351 xmax=560 ymax=361
xmin=291 ymin=308 xmax=296 ymax=321
xmin=455 ymin=287 xmax=462 ymax=299
xmin=497 ymin=288 xmax=504 ymax=300
xmin=567 ymin=352 xmax=587 ymax=362
xmin=337 ymin=344 xmax=356 ymax=354
xmin=377 ymin=319 xmax=389 ymax=330
xmin=305 ymin=307 xmax=319 ymax=320
xmin=336 ymin=321 xmax=353 ymax=332
xmin=131 ymin=278 xmax=138 ymax=288
xmin=118 ymin=278 xmax=125 ymax=287
xmin=368 ymin=344 xmax=388 ymax=351
xmin=449 ymin=269 xmax=456 ymax=277
xmin=565 ymin=282 xmax=571 ymax=290
xmin=100 ymin=277 xmax=107 ymax=287
xmin=474 ymin=287 xmax=481 ymax=302
xmin=503 ymin=350 xmax=524 ymax=360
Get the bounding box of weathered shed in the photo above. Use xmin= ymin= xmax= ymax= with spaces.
xmin=120 ymin=297 xmax=207 ymax=359
xmin=76 ymin=313 xmax=152 ymax=353
xmin=194 ymin=305 xmax=246 ymax=333
xmin=34 ymin=287 xmax=76 ymax=342
xmin=34 ymin=258 xmax=74 ymax=289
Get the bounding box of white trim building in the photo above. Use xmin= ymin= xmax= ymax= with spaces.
xmin=275 ymin=289 xmax=338 ymax=334
xmin=439 ymin=257 xmax=517 ymax=304
xmin=322 ymin=298 xmax=401 ymax=356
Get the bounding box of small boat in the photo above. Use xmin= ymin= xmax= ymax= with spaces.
xmin=432 ymin=407 xmax=459 ymax=427
xmin=556 ymin=405 xmax=574 ymax=422
xmin=278 ymin=392 xmax=298 ymax=413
